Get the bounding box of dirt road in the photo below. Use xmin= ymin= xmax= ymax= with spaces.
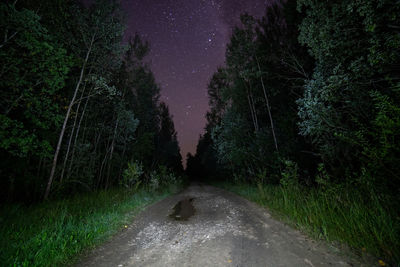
xmin=77 ymin=184 xmax=364 ymax=266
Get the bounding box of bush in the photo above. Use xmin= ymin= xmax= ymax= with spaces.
xmin=280 ymin=160 xmax=299 ymax=188
xmin=147 ymin=165 xmax=179 ymax=192
xmin=148 ymin=170 xmax=160 ymax=191
xmin=121 ymin=161 xmax=143 ymax=190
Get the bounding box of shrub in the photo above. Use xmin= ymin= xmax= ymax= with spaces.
xmin=121 ymin=161 xmax=143 ymax=190
xmin=280 ymin=160 xmax=299 ymax=188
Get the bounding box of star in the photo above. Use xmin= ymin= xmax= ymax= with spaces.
xmin=121 ymin=0 xmax=268 ymax=165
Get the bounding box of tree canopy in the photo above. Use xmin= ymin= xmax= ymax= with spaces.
xmin=0 ymin=0 xmax=183 ymax=202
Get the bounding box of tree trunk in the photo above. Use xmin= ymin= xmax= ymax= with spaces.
xmin=245 ymin=82 xmax=259 ymax=132
xmin=60 ymin=85 xmax=87 ymax=184
xmin=247 ymin=92 xmax=257 ymax=131
xmin=89 ymin=130 xmax=102 ymax=189
xmin=255 ymin=56 xmax=279 ymax=153
xmin=118 ymin=132 xmax=128 ymax=178
xmin=67 ymin=87 xmax=91 ymax=180
xmin=119 ymin=146 xmax=127 ymax=177
xmin=44 ymin=35 xmax=94 ymax=200
xmin=249 ymin=88 xmax=259 ymax=131
xmin=98 ymin=142 xmax=111 ymax=190
xmin=105 ymin=116 xmax=120 ymax=190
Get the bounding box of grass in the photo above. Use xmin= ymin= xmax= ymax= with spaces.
xmin=0 ymin=184 xmax=181 ymax=266
xmin=213 ymin=180 xmax=400 ymax=266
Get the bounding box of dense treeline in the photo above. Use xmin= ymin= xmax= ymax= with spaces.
xmin=0 ymin=0 xmax=182 ymax=202
xmin=187 ymin=0 xmax=399 ymax=262
xmin=190 ymin=0 xmax=400 ymax=201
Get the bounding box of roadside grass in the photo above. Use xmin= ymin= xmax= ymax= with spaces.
xmin=214 ymin=181 xmax=399 ymax=266
xmin=0 ymin=184 xmax=181 ymax=267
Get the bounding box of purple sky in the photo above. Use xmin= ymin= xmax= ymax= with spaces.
xmin=121 ymin=0 xmax=270 ymax=165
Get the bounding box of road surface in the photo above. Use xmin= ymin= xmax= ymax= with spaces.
xmin=77 ymin=184 xmax=365 ymax=267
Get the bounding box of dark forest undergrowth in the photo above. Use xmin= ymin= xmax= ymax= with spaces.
xmin=213 ymin=180 xmax=399 ymax=266
xmin=0 ymin=184 xmax=183 ymax=267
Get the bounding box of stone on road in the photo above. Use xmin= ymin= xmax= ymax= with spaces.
xmin=77 ymin=184 xmax=363 ymax=267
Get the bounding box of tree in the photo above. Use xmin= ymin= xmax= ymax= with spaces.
xmin=44 ymin=0 xmax=125 ymax=199
xmin=0 ymin=2 xmax=71 ymax=158
xmin=297 ymin=0 xmax=400 ymax=183
xmin=0 ymin=0 xmax=183 ymax=202
xmin=130 ymin=67 xmax=161 ymax=169
xmin=204 ymin=2 xmax=315 ymax=181
xmin=156 ymin=102 xmax=183 ymax=173
xmin=0 ymin=2 xmax=72 ymax=200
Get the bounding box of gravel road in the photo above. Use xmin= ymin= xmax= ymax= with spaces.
xmin=77 ymin=183 xmax=366 ymax=267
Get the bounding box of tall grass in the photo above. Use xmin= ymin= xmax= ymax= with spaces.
xmin=215 ymin=181 xmax=399 ymax=266
xmin=0 ymin=185 xmax=180 ymax=266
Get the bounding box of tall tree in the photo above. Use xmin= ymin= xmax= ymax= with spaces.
xmin=0 ymin=2 xmax=72 ymax=200
xmin=44 ymin=0 xmax=125 ymax=199
xmin=297 ymin=0 xmax=400 ymax=186
xmin=203 ymin=1 xmax=315 ymax=181
xmin=156 ymin=102 xmax=183 ymax=173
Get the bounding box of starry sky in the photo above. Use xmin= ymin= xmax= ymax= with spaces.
xmin=121 ymin=0 xmax=271 ymax=165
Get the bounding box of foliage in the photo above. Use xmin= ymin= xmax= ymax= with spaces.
xmin=280 ymin=160 xmax=299 ymax=188
xmin=0 ymin=0 xmax=182 ymax=201
xmin=147 ymin=165 xmax=179 ymax=192
xmin=355 ymin=87 xmax=400 ymax=195
xmin=194 ymin=0 xmax=400 ymax=199
xmin=297 ymin=0 xmax=400 ymax=182
xmin=121 ymin=161 xmax=143 ymax=190
xmin=192 ymin=1 xmax=400 ymax=264
xmin=0 ymin=186 xmax=181 ymax=267
xmin=190 ymin=1 xmax=314 ymax=182
xmin=0 ymin=2 xmax=71 ymax=158
xmin=212 ymin=110 xmax=252 ymax=171
xmin=216 ymin=181 xmax=400 ymax=265
xmin=156 ymin=102 xmax=183 ymax=173
xmin=149 ymin=171 xmax=160 ymax=191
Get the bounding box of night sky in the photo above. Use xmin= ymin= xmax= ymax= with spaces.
xmin=121 ymin=0 xmax=271 ymax=165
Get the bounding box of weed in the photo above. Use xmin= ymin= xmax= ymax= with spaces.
xmin=214 ymin=181 xmax=399 ymax=266
xmin=0 ymin=185 xmax=181 ymax=266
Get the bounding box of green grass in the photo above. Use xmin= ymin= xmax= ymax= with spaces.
xmin=0 ymin=185 xmax=181 ymax=266
xmin=214 ymin=181 xmax=399 ymax=266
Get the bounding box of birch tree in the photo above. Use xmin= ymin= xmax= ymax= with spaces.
xmin=44 ymin=0 xmax=124 ymax=199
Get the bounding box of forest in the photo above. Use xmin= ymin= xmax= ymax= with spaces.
xmin=1 ymin=0 xmax=399 ymax=266
xmin=1 ymin=1 xmax=184 ymax=265
xmin=0 ymin=0 xmax=183 ymax=202
xmin=187 ymin=0 xmax=400 ymax=264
